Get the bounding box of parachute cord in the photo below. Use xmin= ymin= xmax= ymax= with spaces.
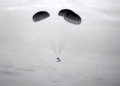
xmin=54 ymin=27 xmax=61 ymax=57
xmin=43 ymin=28 xmax=57 ymax=54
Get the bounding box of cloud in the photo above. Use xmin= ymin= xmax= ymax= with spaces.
xmin=15 ymin=68 xmax=35 ymax=71
xmin=0 ymin=0 xmax=75 ymax=10
xmin=0 ymin=70 xmax=22 ymax=75
xmin=0 ymin=66 xmax=13 ymax=69
xmin=53 ymin=80 xmax=62 ymax=82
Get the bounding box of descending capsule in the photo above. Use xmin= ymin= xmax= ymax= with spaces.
xmin=64 ymin=12 xmax=81 ymax=25
xmin=58 ymin=9 xmax=74 ymax=17
xmin=33 ymin=11 xmax=50 ymax=22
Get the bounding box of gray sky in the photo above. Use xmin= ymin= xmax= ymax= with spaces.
xmin=0 ymin=0 xmax=120 ymax=86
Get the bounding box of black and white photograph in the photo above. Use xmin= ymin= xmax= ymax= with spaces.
xmin=0 ymin=0 xmax=120 ymax=86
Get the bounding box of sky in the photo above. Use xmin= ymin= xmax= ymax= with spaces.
xmin=0 ymin=0 xmax=120 ymax=86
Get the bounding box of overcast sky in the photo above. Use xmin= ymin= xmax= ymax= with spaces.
xmin=0 ymin=0 xmax=120 ymax=86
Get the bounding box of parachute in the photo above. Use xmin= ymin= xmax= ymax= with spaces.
xmin=64 ymin=12 xmax=81 ymax=25
xmin=32 ymin=10 xmax=82 ymax=60
xmin=33 ymin=11 xmax=50 ymax=22
xmin=58 ymin=9 xmax=74 ymax=17
xmin=58 ymin=9 xmax=81 ymax=25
